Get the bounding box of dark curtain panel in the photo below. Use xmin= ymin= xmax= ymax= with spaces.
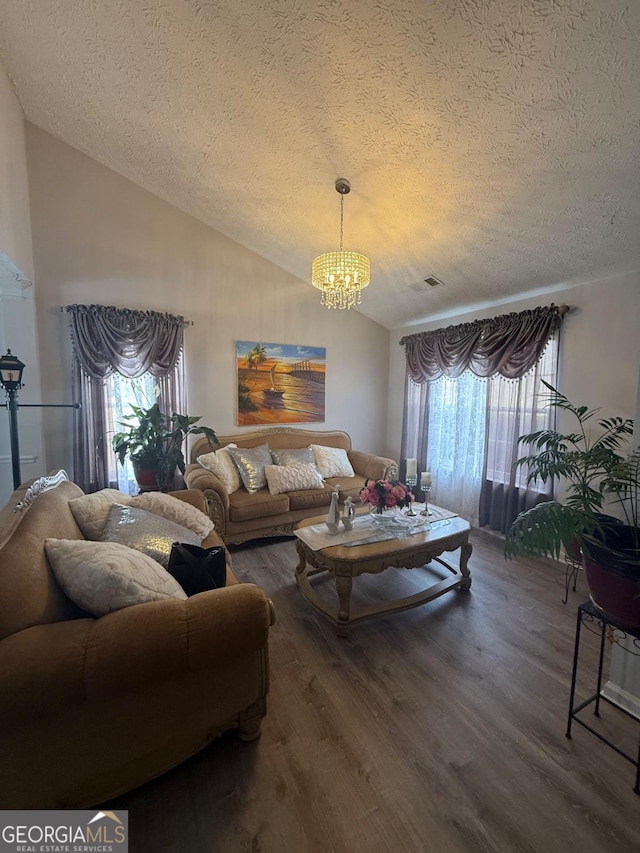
xmin=71 ymin=365 xmax=109 ymax=494
xmin=400 ymin=373 xmax=429 ymax=485
xmin=399 ymin=304 xmax=565 ymax=382
xmin=65 ymin=305 xmax=186 ymax=493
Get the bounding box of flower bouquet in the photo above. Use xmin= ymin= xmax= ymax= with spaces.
xmin=359 ymin=479 xmax=414 ymax=514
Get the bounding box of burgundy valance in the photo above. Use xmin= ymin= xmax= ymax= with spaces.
xmin=399 ymin=304 xmax=566 ymax=383
xmin=65 ymin=304 xmax=186 ymax=381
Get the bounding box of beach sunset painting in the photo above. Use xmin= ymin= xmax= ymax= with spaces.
xmin=236 ymin=341 xmax=326 ymax=425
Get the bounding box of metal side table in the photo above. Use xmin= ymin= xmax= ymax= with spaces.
xmin=566 ymin=600 xmax=640 ymax=794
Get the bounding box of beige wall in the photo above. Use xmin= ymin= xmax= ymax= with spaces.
xmin=25 ymin=125 xmax=391 ymax=479
xmin=0 ymin=61 xmax=33 ymax=281
xmin=387 ymin=272 xmax=640 ymax=467
xmin=0 ymin=63 xmax=44 ymax=504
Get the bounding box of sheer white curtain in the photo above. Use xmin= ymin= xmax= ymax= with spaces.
xmin=479 ymin=335 xmax=558 ymax=531
xmin=427 ymin=371 xmax=487 ymax=525
xmin=103 ymin=356 xmax=186 ymax=494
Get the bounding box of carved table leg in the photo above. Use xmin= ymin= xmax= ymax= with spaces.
xmin=295 ymin=542 xmax=307 ymax=580
xmin=335 ymin=573 xmax=353 ymax=638
xmin=459 ymin=539 xmax=473 ymax=590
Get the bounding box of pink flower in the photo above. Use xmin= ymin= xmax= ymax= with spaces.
xmin=391 ymin=484 xmax=406 ymax=500
xmin=368 ymin=491 xmax=380 ymax=506
xmin=386 ymin=493 xmax=398 ymax=508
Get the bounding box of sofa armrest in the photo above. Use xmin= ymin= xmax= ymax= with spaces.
xmin=183 ymin=464 xmax=230 ymax=534
xmin=348 ymin=450 xmax=398 ymax=482
xmin=85 ymin=584 xmax=273 ymax=698
xmin=0 ymin=585 xmax=274 ymax=722
xmin=168 ymin=487 xmax=209 ymax=516
xmin=183 ymin=464 xmax=229 ymax=509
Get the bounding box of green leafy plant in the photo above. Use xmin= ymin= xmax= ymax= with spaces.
xmin=505 ymin=382 xmax=633 ymax=561
xmin=112 ymin=402 xmax=218 ymax=489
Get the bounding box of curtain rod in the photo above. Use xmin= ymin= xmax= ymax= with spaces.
xmin=59 ymin=307 xmax=194 ymax=325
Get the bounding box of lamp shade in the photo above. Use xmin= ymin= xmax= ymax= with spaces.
xmin=0 ymin=349 xmax=25 ymax=392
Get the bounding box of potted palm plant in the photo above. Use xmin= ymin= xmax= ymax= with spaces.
xmin=504 ymin=383 xmax=639 ymax=628
xmin=112 ymin=402 xmax=218 ymax=490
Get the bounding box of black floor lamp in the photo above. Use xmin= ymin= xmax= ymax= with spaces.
xmin=0 ymin=349 xmax=25 ymax=490
xmin=1 ymin=349 xmax=81 ymax=490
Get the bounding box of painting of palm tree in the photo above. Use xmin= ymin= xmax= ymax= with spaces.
xmin=245 ymin=343 xmax=267 ymax=373
xmin=236 ymin=340 xmax=326 ymax=425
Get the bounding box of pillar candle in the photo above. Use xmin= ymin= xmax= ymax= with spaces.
xmin=421 ymin=471 xmax=432 ymax=489
xmin=405 ymin=458 xmax=417 ymax=478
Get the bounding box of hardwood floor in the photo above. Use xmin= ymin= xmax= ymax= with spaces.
xmin=109 ymin=531 xmax=640 ymax=852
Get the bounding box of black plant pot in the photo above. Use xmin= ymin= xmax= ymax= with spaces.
xmin=582 ymin=522 xmax=640 ymax=630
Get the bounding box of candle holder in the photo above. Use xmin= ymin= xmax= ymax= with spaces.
xmin=421 ymin=487 xmax=432 ymax=519
xmin=404 ymin=475 xmax=417 ymax=515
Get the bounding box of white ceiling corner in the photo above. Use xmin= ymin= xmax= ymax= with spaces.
xmin=0 ymin=0 xmax=638 ymax=329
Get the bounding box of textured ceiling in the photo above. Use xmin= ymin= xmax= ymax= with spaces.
xmin=1 ymin=0 xmax=639 ymax=329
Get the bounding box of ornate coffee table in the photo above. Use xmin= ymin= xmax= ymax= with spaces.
xmin=295 ymin=509 xmax=472 ymax=637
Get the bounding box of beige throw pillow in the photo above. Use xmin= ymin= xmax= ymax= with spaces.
xmin=197 ymin=443 xmax=242 ymax=494
xmin=310 ymin=445 xmax=355 ymax=478
xmin=45 ymin=538 xmax=187 ymax=617
xmin=129 ymin=492 xmax=214 ymax=538
xmin=264 ymin=463 xmax=325 ymax=496
xmin=69 ymin=489 xmax=134 ymax=540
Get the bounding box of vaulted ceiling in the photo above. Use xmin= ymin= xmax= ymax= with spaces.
xmin=1 ymin=0 xmax=638 ymax=328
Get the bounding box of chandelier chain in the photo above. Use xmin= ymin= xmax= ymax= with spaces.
xmin=339 ymin=193 xmax=344 ymax=252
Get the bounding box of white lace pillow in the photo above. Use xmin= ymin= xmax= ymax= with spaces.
xmin=264 ymin=463 xmax=325 ymax=496
xmin=129 ymin=492 xmax=214 ymax=538
xmin=310 ymin=445 xmax=355 ymax=478
xmin=45 ymin=538 xmax=187 ymax=617
xmin=197 ymin=443 xmax=242 ymax=494
xmin=69 ymin=489 xmax=134 ymax=540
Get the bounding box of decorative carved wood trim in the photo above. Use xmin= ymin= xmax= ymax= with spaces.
xmin=0 ymin=470 xmax=70 ymax=549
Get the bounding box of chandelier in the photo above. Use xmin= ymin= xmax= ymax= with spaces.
xmin=311 ymin=178 xmax=370 ymax=310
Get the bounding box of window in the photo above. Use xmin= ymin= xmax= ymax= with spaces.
xmin=104 ymin=372 xmax=159 ymax=494
xmin=484 ymin=336 xmax=558 ymax=489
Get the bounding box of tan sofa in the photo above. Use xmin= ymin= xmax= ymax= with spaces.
xmin=0 ymin=472 xmax=274 ymax=809
xmin=184 ymin=427 xmax=398 ymax=545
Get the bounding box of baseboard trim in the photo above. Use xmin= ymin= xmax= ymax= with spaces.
xmin=601 ymin=681 xmax=640 ymax=721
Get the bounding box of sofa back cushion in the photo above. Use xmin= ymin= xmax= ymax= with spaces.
xmin=190 ymin=428 xmax=352 ymax=463
xmin=0 ymin=480 xmax=88 ymax=641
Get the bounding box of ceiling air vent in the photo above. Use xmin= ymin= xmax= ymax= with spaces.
xmin=408 ymin=276 xmax=445 ymax=293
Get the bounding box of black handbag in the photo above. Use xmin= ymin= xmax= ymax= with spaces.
xmin=167 ymin=542 xmax=227 ymax=596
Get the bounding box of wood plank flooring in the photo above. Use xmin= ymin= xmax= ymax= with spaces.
xmin=108 ymin=531 xmax=640 ymax=852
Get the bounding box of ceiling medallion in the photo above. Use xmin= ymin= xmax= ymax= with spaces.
xmin=311 ymin=178 xmax=370 ymax=310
